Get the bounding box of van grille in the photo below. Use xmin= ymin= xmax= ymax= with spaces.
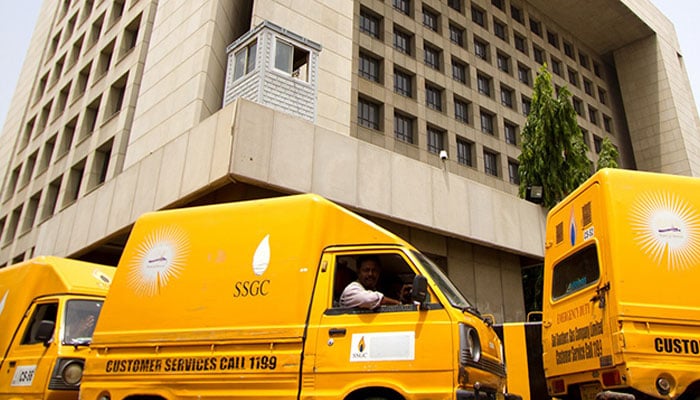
xmin=463 ymin=356 xmax=506 ymax=377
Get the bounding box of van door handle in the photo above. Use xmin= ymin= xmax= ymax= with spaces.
xmin=328 ymin=328 xmax=346 ymax=337
xmin=8 ymin=361 xmax=16 ymax=367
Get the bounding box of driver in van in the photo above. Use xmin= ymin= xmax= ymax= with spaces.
xmin=339 ymin=255 xmax=401 ymax=309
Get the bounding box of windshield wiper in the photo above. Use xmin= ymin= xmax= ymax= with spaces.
xmin=68 ymin=337 xmax=91 ymax=348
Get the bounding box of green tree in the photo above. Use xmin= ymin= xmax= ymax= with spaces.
xmin=518 ymin=65 xmax=592 ymax=209
xmin=596 ymin=137 xmax=619 ymax=170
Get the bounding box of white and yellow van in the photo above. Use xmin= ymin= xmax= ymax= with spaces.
xmin=542 ymin=169 xmax=700 ymax=399
xmin=81 ymin=194 xmax=518 ymax=400
xmin=0 ymin=256 xmax=113 ymax=399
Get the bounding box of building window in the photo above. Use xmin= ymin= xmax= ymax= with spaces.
xmin=527 ymin=18 xmax=540 ymax=35
xmin=426 ymin=84 xmax=443 ymax=111
xmin=492 ymin=0 xmax=504 ymax=11
xmin=480 ymin=109 xmax=494 ymax=135
xmin=564 ymin=41 xmax=574 ymax=58
xmin=514 ymin=33 xmax=527 ymax=54
xmin=457 ymin=137 xmax=473 ymax=166
xmin=393 ymin=0 xmax=410 ymax=15
xmin=533 ymin=45 xmax=545 ymax=64
xmin=604 ymin=115 xmax=613 ymax=133
xmin=500 ymin=85 xmax=514 ymax=108
xmin=360 ymin=8 xmax=381 ymax=39
xmin=568 ymin=68 xmax=579 ymax=87
xmin=581 ymin=127 xmax=590 ymax=149
xmin=573 ymin=97 xmax=583 ymax=116
xmin=65 ymin=158 xmax=86 ymax=205
xmin=234 ymin=40 xmax=257 ymax=81
xmin=394 ymin=68 xmax=413 ymax=97
xmin=358 ymin=97 xmax=381 ymax=130
xmin=584 ymin=78 xmax=593 ymax=96
xmin=508 ymin=159 xmax=520 ymax=184
xmin=579 ymin=52 xmax=590 ymax=69
xmin=41 ymin=177 xmax=61 ymax=221
xmin=449 ymin=23 xmax=465 ymax=48
xmin=547 ymin=30 xmax=559 ymax=48
xmin=588 ymin=106 xmax=598 ymax=125
xmin=88 ymin=139 xmax=113 ymax=188
xmin=474 ymin=38 xmax=489 ymax=61
xmin=120 ymin=14 xmax=141 ymax=56
xmin=452 ymin=58 xmax=467 ymax=84
xmin=393 ymin=27 xmax=412 ymax=55
xmin=359 ymin=51 xmax=381 ymax=82
xmin=598 ymin=87 xmax=607 ymax=105
xmin=494 ymin=19 xmax=507 ymax=41
xmin=394 ymin=112 xmax=415 ymax=144
xmin=593 ymin=135 xmax=603 ymax=153
xmin=471 ymin=6 xmax=486 ymax=28
xmin=497 ymin=52 xmax=510 ymax=73
xmin=521 ymin=96 xmax=531 ymax=116
xmin=424 ymin=43 xmax=441 ymax=70
xmin=448 ymin=0 xmax=462 ymax=12
xmin=274 ymin=39 xmax=311 ymax=81
xmin=518 ymin=64 xmax=530 ymax=86
xmin=477 ymin=73 xmax=491 ymax=97
xmin=81 ymin=95 xmax=102 ymax=138
xmin=454 ymin=97 xmax=470 ymax=123
xmin=510 ymin=5 xmax=523 ymax=23
xmin=551 ymin=57 xmax=562 ymax=76
xmin=106 ymin=73 xmax=128 ymax=118
xmin=504 ymin=121 xmax=517 ymax=145
xmin=594 ymin=62 xmax=602 ymax=78
xmin=422 ymin=6 xmax=439 ymax=32
xmin=484 ymin=150 xmax=499 ymax=176
xmin=427 ymin=126 xmax=445 ymax=154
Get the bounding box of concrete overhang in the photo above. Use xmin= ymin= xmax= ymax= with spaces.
xmin=529 ymin=0 xmax=655 ymax=55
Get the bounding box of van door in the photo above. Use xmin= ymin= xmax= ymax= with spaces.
xmin=303 ymin=250 xmax=455 ymax=400
xmin=0 ymin=300 xmax=59 ymax=397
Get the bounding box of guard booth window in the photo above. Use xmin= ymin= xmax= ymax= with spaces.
xmin=552 ymin=244 xmax=600 ymax=300
xmin=21 ymin=302 xmax=58 ymax=345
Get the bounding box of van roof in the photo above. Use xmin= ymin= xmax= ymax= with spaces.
xmin=94 ymin=194 xmax=414 ymax=344
xmin=0 ymin=256 xmax=114 ymax=355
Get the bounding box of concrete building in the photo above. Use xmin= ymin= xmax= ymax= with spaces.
xmin=0 ymin=0 xmax=698 ymax=322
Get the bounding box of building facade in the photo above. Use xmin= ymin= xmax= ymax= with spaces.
xmin=0 ymin=0 xmax=698 ymax=322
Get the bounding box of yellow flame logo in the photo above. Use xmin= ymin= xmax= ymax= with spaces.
xmin=358 ymin=337 xmax=366 ymax=353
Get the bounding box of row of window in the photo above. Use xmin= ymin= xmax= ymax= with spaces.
xmin=24 ymin=11 xmax=142 ymax=154
xmin=0 ymin=140 xmax=113 ymax=247
xmin=5 ymin=73 xmax=126 ymax=205
xmin=358 ymin=96 xmax=519 ymax=183
xmin=359 ymin=54 xmax=613 ymax=135
xmin=382 ymin=0 xmax=603 ymax=78
xmin=360 ymin=5 xmax=610 ymax=113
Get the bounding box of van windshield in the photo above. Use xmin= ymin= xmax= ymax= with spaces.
xmin=63 ymin=299 xmax=104 ymax=346
xmin=411 ymin=250 xmax=472 ymax=310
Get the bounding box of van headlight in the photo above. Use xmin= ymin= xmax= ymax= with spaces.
xmin=48 ymin=358 xmax=84 ymax=389
xmin=459 ymin=323 xmax=481 ymax=365
xmin=61 ymin=360 xmax=84 ymax=385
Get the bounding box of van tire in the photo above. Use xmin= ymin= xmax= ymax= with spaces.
xmin=347 ymin=387 xmax=403 ymax=400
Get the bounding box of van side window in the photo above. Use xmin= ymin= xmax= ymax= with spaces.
xmin=332 ymin=253 xmax=415 ymax=310
xmin=21 ymin=302 xmax=58 ymax=345
xmin=552 ymin=244 xmax=600 ymax=299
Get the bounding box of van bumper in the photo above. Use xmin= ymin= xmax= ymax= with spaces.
xmin=456 ymin=389 xmax=522 ymax=400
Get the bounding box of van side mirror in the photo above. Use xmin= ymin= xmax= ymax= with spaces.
xmin=411 ymin=275 xmax=428 ymax=306
xmin=35 ymin=320 xmax=55 ymax=346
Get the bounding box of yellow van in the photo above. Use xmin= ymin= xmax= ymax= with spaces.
xmin=81 ymin=194 xmax=518 ymax=400
xmin=541 ymin=169 xmax=700 ymax=399
xmin=0 ymin=256 xmax=113 ymax=399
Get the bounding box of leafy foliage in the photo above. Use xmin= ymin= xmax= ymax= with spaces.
xmin=518 ymin=65 xmax=592 ymax=208
xmin=596 ymin=137 xmax=619 ymax=170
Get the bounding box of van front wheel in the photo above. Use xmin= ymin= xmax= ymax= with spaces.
xmin=347 ymin=388 xmax=403 ymax=400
